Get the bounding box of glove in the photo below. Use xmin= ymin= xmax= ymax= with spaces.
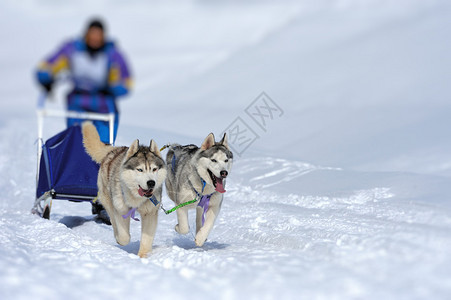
xmin=99 ymin=87 xmax=113 ymax=96
xmin=40 ymin=81 xmax=53 ymax=93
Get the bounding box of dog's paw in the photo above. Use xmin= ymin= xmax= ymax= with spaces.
xmin=195 ymin=233 xmax=206 ymax=247
xmin=138 ymin=251 xmax=148 ymax=258
xmin=175 ymin=224 xmax=189 ymax=235
xmin=115 ymin=233 xmax=131 ymax=246
xmin=194 ymin=239 xmax=205 ymax=247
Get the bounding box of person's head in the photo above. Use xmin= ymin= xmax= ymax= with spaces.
xmin=85 ymin=19 xmax=105 ymax=50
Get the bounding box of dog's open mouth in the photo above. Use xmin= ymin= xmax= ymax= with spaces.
xmin=138 ymin=186 xmax=153 ymax=198
xmin=208 ymin=170 xmax=227 ymax=193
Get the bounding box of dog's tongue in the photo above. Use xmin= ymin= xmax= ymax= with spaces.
xmin=215 ymin=177 xmax=226 ymax=193
xmin=138 ymin=186 xmax=152 ymax=197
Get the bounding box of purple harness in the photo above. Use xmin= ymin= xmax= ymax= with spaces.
xmin=172 ymin=154 xmax=212 ymax=226
xmin=198 ymin=194 xmax=211 ymax=226
xmin=122 ymin=195 xmax=159 ymax=221
xmin=194 ymin=179 xmax=213 ymax=226
xmin=120 ymin=176 xmax=213 ymax=226
xmin=122 ymin=207 xmax=139 ymax=221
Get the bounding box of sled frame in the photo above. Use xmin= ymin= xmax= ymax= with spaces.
xmin=32 ymin=95 xmax=114 ymax=218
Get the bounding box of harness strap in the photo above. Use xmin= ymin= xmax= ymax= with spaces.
xmin=159 ymin=144 xmax=170 ymax=152
xmin=192 ymin=179 xmax=207 ymax=198
xmin=148 ymin=195 xmax=159 ymax=206
xmin=171 ymin=154 xmax=176 ymax=173
xmin=198 ymin=194 xmax=211 ymax=226
xmin=122 ymin=195 xmax=159 ymax=221
xmin=122 ymin=207 xmax=139 ymax=221
xmin=192 ymin=179 xmax=213 ymax=226
xmin=158 ymin=179 xmax=212 ymax=219
xmin=127 ymin=146 xmax=217 ymax=226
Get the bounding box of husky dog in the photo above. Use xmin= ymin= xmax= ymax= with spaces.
xmin=165 ymin=133 xmax=233 ymax=247
xmin=82 ymin=122 xmax=167 ymax=258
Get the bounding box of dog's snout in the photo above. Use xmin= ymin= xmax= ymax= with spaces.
xmin=220 ymin=170 xmax=228 ymax=178
xmin=147 ymin=180 xmax=155 ymax=189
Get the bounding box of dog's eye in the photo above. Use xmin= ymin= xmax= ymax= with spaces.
xmin=136 ymin=168 xmax=143 ymax=172
xmin=152 ymin=167 xmax=158 ymax=172
xmin=225 ymin=159 xmax=229 ymax=163
xmin=211 ymin=159 xmax=217 ymax=163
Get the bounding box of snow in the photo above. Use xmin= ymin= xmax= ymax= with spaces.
xmin=1 ymin=0 xmax=451 ymax=299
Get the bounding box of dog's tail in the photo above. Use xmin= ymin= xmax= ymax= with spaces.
xmin=82 ymin=121 xmax=113 ymax=164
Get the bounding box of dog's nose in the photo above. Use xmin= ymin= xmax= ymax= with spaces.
xmin=220 ymin=170 xmax=228 ymax=178
xmin=147 ymin=180 xmax=155 ymax=189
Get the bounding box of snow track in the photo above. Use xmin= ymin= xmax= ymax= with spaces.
xmin=1 ymin=124 xmax=450 ymax=299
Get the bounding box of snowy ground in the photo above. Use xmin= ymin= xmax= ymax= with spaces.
xmin=1 ymin=0 xmax=451 ymax=299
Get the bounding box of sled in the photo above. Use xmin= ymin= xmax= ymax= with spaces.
xmin=31 ymin=94 xmax=115 ymax=219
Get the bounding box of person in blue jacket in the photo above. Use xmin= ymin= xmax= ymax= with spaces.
xmin=36 ymin=18 xmax=132 ymax=223
xmin=36 ymin=18 xmax=132 ymax=144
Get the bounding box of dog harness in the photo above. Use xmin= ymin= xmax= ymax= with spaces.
xmin=122 ymin=195 xmax=159 ymax=221
xmin=158 ymin=178 xmax=213 ymax=226
xmin=122 ymin=207 xmax=139 ymax=221
xmin=198 ymin=195 xmax=211 ymax=226
xmin=168 ymin=152 xmax=213 ymax=225
xmin=122 ymin=146 xmax=218 ymax=227
xmin=192 ymin=179 xmax=214 ymax=226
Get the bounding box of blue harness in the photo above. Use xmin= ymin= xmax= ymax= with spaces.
xmin=172 ymin=153 xmax=213 ymax=226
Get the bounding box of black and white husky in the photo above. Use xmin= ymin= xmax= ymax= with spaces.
xmin=82 ymin=122 xmax=167 ymax=258
xmin=165 ymin=133 xmax=233 ymax=246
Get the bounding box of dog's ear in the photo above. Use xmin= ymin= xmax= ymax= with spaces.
xmin=201 ymin=133 xmax=215 ymax=150
xmin=125 ymin=139 xmax=139 ymax=160
xmin=149 ymin=139 xmax=162 ymax=158
xmin=219 ymin=133 xmax=229 ymax=149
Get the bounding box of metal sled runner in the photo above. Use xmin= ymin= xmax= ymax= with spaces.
xmin=32 ymin=99 xmax=114 ymax=219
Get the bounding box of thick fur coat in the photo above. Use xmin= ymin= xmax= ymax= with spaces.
xmin=165 ymin=133 xmax=233 ymax=246
xmin=82 ymin=122 xmax=167 ymax=257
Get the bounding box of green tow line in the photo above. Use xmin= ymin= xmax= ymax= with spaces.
xmin=160 ymin=199 xmax=198 ymax=215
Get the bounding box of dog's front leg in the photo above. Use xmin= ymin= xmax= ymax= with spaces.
xmin=112 ymin=211 xmax=131 ymax=246
xmin=137 ymin=210 xmax=158 ymax=258
xmin=195 ymin=204 xmax=220 ymax=247
xmin=195 ymin=206 xmax=203 ymax=234
xmin=175 ymin=207 xmax=190 ymax=234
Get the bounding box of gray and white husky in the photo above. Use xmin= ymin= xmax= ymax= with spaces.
xmin=82 ymin=122 xmax=167 ymax=258
xmin=165 ymin=133 xmax=233 ymax=246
